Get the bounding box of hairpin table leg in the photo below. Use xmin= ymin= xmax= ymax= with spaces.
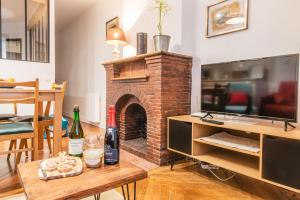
xmin=127 ymin=184 xmax=130 ymax=200
xmin=170 ymin=161 xmax=174 ymax=171
xmin=121 ymin=182 xmax=137 ymax=200
xmin=94 ymin=193 xmax=101 ymax=200
xmin=122 ymin=185 xmax=126 ymax=200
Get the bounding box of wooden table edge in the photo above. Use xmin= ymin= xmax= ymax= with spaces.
xmin=17 ymin=162 xmax=148 ymax=200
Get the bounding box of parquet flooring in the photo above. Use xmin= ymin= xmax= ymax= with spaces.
xmin=141 ymin=163 xmax=300 ymax=200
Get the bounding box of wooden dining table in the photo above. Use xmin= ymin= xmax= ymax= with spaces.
xmin=0 ymin=88 xmax=64 ymax=158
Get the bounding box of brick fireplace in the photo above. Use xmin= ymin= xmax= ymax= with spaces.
xmin=103 ymin=52 xmax=192 ymax=165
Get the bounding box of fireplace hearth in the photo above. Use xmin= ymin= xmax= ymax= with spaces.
xmin=103 ymin=52 xmax=192 ymax=165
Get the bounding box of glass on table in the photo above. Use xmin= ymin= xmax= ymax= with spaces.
xmin=83 ymin=134 xmax=104 ymax=168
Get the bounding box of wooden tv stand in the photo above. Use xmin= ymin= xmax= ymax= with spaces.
xmin=167 ymin=115 xmax=300 ymax=193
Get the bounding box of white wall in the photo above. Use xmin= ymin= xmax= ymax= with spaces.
xmin=122 ymin=0 xmax=182 ymax=56
xmin=192 ymin=0 xmax=300 ymax=121
xmin=0 ymin=0 xmax=55 ymax=114
xmin=56 ymin=0 xmax=124 ymax=128
xmin=57 ymin=0 xmax=300 ymax=126
xmin=56 ymin=0 xmax=186 ymax=128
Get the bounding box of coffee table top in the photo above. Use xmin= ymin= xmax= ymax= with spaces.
xmin=18 ymin=160 xmax=148 ymax=200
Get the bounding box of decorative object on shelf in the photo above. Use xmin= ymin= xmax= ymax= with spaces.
xmin=206 ymin=0 xmax=248 ymax=38
xmin=106 ymin=28 xmax=127 ymax=59
xmin=106 ymin=17 xmax=119 ymax=39
xmin=153 ymin=0 xmax=171 ymax=52
xmin=137 ymin=32 xmax=148 ymax=55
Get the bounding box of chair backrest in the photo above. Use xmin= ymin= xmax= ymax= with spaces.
xmin=278 ymin=81 xmax=297 ymax=104
xmin=0 ymin=80 xmax=39 ymax=104
xmin=228 ymin=83 xmax=252 ymax=96
xmin=44 ymin=81 xmax=67 ymax=116
xmin=0 ymin=79 xmax=39 ymax=125
xmin=52 ymin=81 xmax=67 ymax=102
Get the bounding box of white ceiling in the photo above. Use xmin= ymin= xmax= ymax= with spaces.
xmin=55 ymin=0 xmax=98 ymax=31
xmin=2 ymin=0 xmax=45 ymax=23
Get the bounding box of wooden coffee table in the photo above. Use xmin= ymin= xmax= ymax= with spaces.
xmin=17 ymin=160 xmax=148 ymax=200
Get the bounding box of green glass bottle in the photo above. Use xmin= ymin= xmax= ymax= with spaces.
xmin=68 ymin=105 xmax=84 ymax=157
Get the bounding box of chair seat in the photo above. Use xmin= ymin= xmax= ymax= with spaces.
xmin=9 ymin=115 xmax=53 ymax=122
xmin=0 ymin=114 xmax=16 ymax=120
xmin=0 ymin=122 xmax=33 ymax=135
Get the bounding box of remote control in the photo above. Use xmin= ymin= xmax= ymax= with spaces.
xmin=202 ymin=118 xmax=224 ymax=125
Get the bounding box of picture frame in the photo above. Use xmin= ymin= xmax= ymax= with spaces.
xmin=6 ymin=38 xmax=22 ymax=60
xmin=206 ymin=0 xmax=249 ymax=38
xmin=106 ymin=17 xmax=119 ymax=39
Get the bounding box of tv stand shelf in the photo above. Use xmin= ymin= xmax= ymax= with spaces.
xmin=167 ymin=115 xmax=300 ymax=193
xmin=193 ymin=138 xmax=260 ymax=157
xmin=193 ymin=149 xmax=259 ymax=179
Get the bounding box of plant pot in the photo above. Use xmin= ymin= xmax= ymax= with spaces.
xmin=153 ymin=35 xmax=171 ymax=52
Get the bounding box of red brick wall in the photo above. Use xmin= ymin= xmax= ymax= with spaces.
xmin=104 ymin=52 xmax=192 ymax=165
xmin=123 ymin=103 xmax=146 ymax=140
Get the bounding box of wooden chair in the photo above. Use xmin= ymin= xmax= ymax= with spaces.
xmin=7 ymin=103 xmax=29 ymax=160
xmin=0 ymin=79 xmax=39 ymax=165
xmin=7 ymin=82 xmax=67 ymax=156
xmin=40 ymin=81 xmax=67 ymax=154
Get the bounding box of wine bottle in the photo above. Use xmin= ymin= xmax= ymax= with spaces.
xmin=68 ymin=105 xmax=84 ymax=157
xmin=104 ymin=105 xmax=120 ymax=165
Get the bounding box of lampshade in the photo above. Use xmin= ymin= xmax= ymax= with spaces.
xmin=106 ymin=28 xmax=127 ymax=46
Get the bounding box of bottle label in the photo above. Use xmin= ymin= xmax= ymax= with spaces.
xmin=69 ymin=139 xmax=84 ymax=155
xmin=104 ymin=146 xmax=118 ymax=163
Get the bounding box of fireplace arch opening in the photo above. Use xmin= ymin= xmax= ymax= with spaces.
xmin=125 ymin=103 xmax=147 ymax=140
xmin=115 ymin=94 xmax=148 ymax=158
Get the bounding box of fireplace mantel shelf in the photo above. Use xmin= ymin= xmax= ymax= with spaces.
xmin=102 ymin=51 xmax=192 ymax=65
xmin=111 ymin=75 xmax=149 ymax=82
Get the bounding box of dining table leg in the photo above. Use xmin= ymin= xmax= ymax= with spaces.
xmin=38 ymin=102 xmax=44 ymax=150
xmin=53 ymin=92 xmax=63 ymax=156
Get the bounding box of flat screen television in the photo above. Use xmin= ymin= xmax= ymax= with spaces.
xmin=201 ymin=54 xmax=299 ymax=122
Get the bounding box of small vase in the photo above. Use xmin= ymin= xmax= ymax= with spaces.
xmin=137 ymin=32 xmax=148 ymax=55
xmin=153 ymin=35 xmax=171 ymax=52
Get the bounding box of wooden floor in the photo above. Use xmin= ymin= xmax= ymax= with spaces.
xmin=1 ymin=122 xmax=300 ymax=200
xmin=130 ymin=162 xmax=300 ymax=200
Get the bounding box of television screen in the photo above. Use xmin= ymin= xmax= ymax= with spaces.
xmin=201 ymin=54 xmax=299 ymax=122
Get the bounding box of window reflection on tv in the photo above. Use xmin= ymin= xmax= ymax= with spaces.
xmin=201 ymin=54 xmax=299 ymax=122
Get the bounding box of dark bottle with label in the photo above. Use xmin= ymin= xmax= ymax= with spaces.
xmin=104 ymin=105 xmax=120 ymax=165
xmin=68 ymin=105 xmax=84 ymax=157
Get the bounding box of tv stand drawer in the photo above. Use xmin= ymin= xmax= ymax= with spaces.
xmin=262 ymin=136 xmax=300 ymax=189
xmin=168 ymin=119 xmax=192 ymax=155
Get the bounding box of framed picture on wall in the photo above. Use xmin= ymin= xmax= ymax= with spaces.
xmin=6 ymin=38 xmax=22 ymax=60
xmin=106 ymin=17 xmax=119 ymax=39
xmin=206 ymin=0 xmax=249 ymax=38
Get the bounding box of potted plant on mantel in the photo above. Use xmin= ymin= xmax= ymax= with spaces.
xmin=153 ymin=0 xmax=171 ymax=52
